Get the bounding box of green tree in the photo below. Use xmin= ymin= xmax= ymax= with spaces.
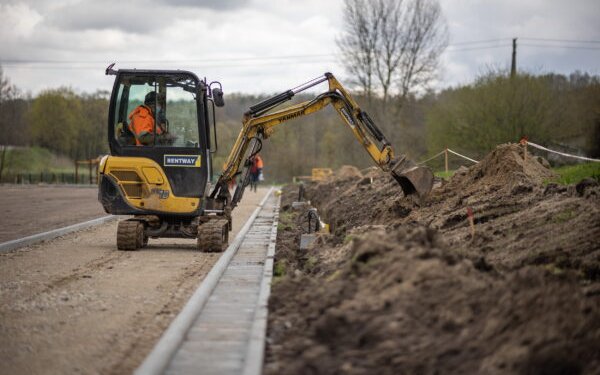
xmin=79 ymin=90 xmax=109 ymax=159
xmin=426 ymin=70 xmax=600 ymax=164
xmin=427 ymin=71 xmax=561 ymax=160
xmin=29 ymin=88 xmax=82 ymax=160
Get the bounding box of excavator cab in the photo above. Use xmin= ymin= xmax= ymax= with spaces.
xmin=107 ymin=69 xmax=210 ymax=200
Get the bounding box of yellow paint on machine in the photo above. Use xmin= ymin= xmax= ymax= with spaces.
xmin=102 ymin=156 xmax=200 ymax=214
xmin=142 ymin=167 xmax=164 ymax=184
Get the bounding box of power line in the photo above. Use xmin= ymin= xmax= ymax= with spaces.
xmin=521 ymin=37 xmax=600 ymax=44
xmin=520 ymin=43 xmax=600 ymax=50
xmin=2 ymin=59 xmax=341 ymax=70
xmin=2 ymin=37 xmax=599 ymax=69
xmin=4 ymin=42 xmax=517 ymax=65
xmin=448 ymin=38 xmax=508 ymax=46
xmin=0 ymin=54 xmax=337 ymax=65
xmin=445 ymin=44 xmax=511 ymax=52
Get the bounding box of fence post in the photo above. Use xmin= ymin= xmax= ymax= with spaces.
xmin=75 ymin=163 xmax=79 ymax=184
xmin=519 ymin=136 xmax=528 ymax=161
xmin=444 ymin=148 xmax=449 ymax=175
xmin=88 ymin=161 xmax=92 ymax=184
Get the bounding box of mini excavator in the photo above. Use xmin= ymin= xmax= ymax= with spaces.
xmin=99 ymin=66 xmax=433 ymax=251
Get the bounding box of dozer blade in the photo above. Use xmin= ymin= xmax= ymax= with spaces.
xmin=390 ymin=157 xmax=434 ymax=198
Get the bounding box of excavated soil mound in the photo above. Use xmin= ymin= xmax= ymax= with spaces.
xmin=266 ymin=143 xmax=600 ymax=374
xmin=305 ymin=143 xmax=600 ymax=278
xmin=443 ymin=143 xmax=558 ymax=196
xmin=458 ymin=143 xmax=556 ymax=186
xmin=267 ymin=226 xmax=599 ymax=375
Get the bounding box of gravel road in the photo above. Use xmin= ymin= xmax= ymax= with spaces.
xmin=0 ymin=185 xmax=106 ymax=243
xmin=0 ymin=186 xmax=270 ymax=375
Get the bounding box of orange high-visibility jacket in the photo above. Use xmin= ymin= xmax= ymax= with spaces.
xmin=128 ymin=105 xmax=162 ymax=145
xmin=255 ymin=155 xmax=264 ymax=168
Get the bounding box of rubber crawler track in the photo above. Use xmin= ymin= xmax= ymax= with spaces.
xmin=197 ymin=219 xmax=229 ymax=252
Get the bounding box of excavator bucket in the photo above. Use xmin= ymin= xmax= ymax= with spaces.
xmin=389 ymin=157 xmax=434 ymax=198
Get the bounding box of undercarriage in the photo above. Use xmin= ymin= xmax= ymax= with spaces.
xmin=116 ymin=214 xmax=230 ymax=252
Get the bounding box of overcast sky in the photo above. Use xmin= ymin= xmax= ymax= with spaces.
xmin=1 ymin=0 xmax=599 ymax=96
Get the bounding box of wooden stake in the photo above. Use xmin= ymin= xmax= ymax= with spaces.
xmin=444 ymin=148 xmax=449 ymax=175
xmin=520 ymin=136 xmax=528 ymax=161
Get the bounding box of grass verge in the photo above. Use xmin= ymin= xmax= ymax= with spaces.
xmin=436 ymin=162 xmax=600 ymax=185
xmin=551 ymin=163 xmax=600 ymax=184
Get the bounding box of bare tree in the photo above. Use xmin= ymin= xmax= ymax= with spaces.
xmin=0 ymin=66 xmax=24 ymax=145
xmin=338 ymin=0 xmax=448 ymax=106
xmin=0 ymin=66 xmax=17 ymax=180
xmin=337 ymin=0 xmax=381 ymax=101
xmin=0 ymin=66 xmax=18 ymax=105
xmin=0 ymin=66 xmax=20 ymax=145
xmin=396 ymin=0 xmax=448 ymax=103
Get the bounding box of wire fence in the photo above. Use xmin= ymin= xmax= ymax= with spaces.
xmin=2 ymin=140 xmax=597 ymax=185
xmin=0 ymin=172 xmax=97 ymax=185
xmin=418 ymin=138 xmax=599 ymax=173
xmin=524 ymin=140 xmax=600 ymax=162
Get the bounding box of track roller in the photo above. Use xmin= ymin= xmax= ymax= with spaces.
xmin=197 ymin=219 xmax=229 ymax=252
xmin=117 ymin=219 xmax=145 ymax=250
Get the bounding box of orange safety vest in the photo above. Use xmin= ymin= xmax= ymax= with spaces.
xmin=128 ymin=105 xmax=162 ymax=145
xmin=255 ymin=155 xmax=264 ymax=169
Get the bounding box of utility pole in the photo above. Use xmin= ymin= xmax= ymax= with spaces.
xmin=511 ymin=38 xmax=517 ymax=78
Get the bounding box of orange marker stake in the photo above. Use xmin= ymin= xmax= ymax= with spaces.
xmin=520 ymin=136 xmax=528 ymax=161
xmin=467 ymin=207 xmax=475 ymax=240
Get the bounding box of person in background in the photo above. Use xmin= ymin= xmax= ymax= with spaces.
xmin=255 ymin=153 xmax=264 ymax=183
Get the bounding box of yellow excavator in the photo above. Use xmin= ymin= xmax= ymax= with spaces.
xmin=98 ymin=66 xmax=433 ymax=251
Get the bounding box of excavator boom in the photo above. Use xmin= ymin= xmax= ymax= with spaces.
xmin=212 ymin=73 xmax=433 ymax=208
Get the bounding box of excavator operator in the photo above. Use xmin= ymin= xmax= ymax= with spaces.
xmin=128 ymin=91 xmax=168 ymax=146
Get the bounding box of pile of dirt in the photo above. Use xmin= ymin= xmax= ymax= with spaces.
xmin=453 ymin=143 xmax=557 ymax=187
xmin=304 ymin=143 xmax=600 ymax=278
xmin=267 ymin=226 xmax=599 ymax=374
xmin=440 ymin=143 xmax=558 ymax=199
xmin=335 ymin=165 xmax=363 ymax=179
xmin=266 ymin=143 xmax=600 ymax=374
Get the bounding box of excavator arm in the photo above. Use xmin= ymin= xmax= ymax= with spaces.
xmin=210 ymin=73 xmax=433 ymax=208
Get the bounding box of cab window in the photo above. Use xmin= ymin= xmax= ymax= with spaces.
xmin=113 ymin=75 xmax=200 ymax=148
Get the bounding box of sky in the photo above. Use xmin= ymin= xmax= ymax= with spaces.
xmin=1 ymin=0 xmax=599 ymax=96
